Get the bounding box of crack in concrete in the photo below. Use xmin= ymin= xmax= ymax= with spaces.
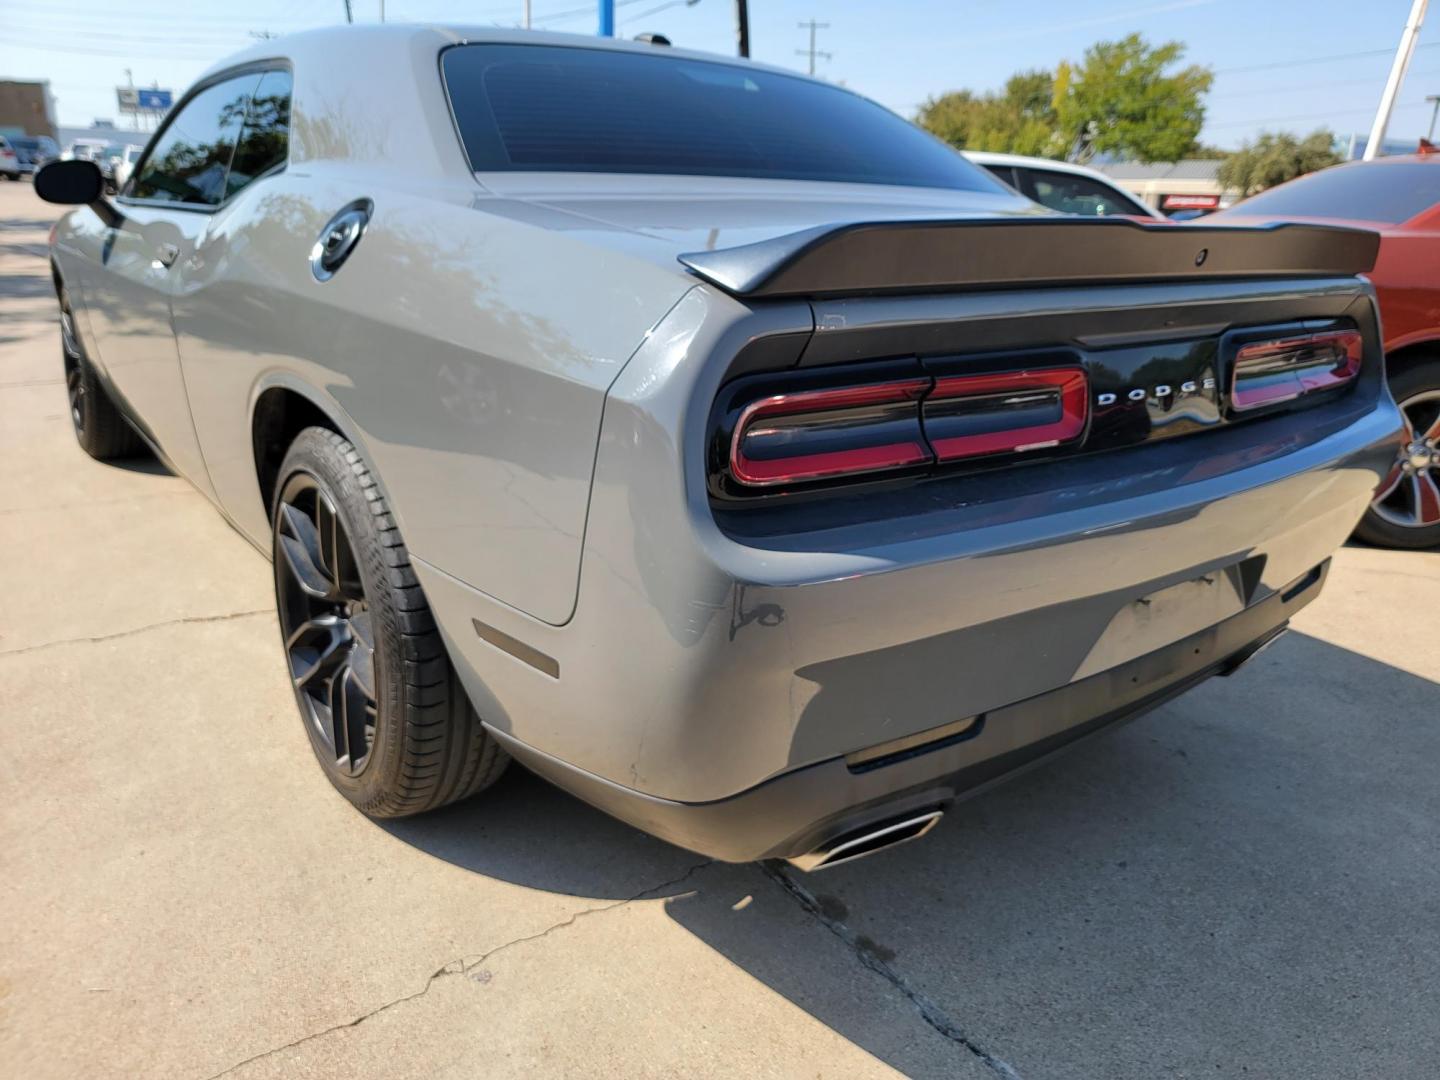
xmin=761 ymin=862 xmax=1022 ymax=1080
xmin=0 ymin=609 xmax=273 ymax=657
xmin=199 ymin=859 xmax=713 ymax=1080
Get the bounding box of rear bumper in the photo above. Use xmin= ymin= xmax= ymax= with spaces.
xmin=411 ymin=281 xmax=1401 ymax=857
xmin=483 ymin=560 xmax=1324 ymax=863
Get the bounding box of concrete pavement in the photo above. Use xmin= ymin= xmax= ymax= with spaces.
xmin=2 ymin=180 xmax=1437 ymax=1079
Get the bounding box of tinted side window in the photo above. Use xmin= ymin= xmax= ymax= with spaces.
xmin=442 ymin=44 xmax=1005 ymax=193
xmin=130 ymin=73 xmax=259 ymax=206
xmin=1233 ymin=163 xmax=1440 ymax=224
xmin=227 ymin=69 xmax=292 ymax=198
xmin=982 ymin=164 xmax=1021 ymax=190
xmin=1022 ymin=169 xmax=1145 ymax=217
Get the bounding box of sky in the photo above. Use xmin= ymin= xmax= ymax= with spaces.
xmin=3 ymin=0 xmax=1440 ymax=150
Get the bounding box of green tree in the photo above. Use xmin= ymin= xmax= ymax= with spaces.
xmin=917 ymin=36 xmax=1212 ymax=164
xmin=1217 ymin=129 xmax=1340 ymax=196
xmin=1056 ymin=35 xmax=1213 ymax=163
xmin=916 ymin=71 xmax=1064 ymax=158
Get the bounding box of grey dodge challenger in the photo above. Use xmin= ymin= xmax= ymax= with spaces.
xmin=38 ymin=26 xmax=1402 ymax=870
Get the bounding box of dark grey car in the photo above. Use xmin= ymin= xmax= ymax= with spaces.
xmin=39 ymin=27 xmax=1402 ymax=870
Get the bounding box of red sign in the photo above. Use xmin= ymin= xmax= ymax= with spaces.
xmin=1162 ymin=194 xmax=1221 ymax=210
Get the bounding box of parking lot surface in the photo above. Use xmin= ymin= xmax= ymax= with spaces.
xmin=2 ymin=180 xmax=1438 ymax=1079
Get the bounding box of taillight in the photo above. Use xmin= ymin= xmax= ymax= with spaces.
xmin=925 ymin=369 xmax=1088 ymax=461
xmin=723 ymin=364 xmax=1088 ymax=490
xmin=1230 ymin=329 xmax=1362 ymax=412
xmin=729 ymin=378 xmax=932 ymax=487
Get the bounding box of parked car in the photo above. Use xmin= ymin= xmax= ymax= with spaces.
xmin=9 ymin=134 xmax=60 ymax=176
xmin=0 ymin=136 xmax=20 ymax=181
xmin=964 ymin=150 xmax=1163 ymax=219
xmin=63 ymin=139 xmax=109 ymax=163
xmin=1210 ymin=153 xmax=1440 ymax=548
xmin=94 ymin=144 xmax=129 ymax=194
xmin=111 ymin=144 xmax=144 ymax=193
xmin=38 ymin=27 xmax=1400 ymax=869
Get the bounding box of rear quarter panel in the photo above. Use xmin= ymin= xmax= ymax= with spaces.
xmin=175 ymin=168 xmax=694 ymax=624
xmin=1368 ymin=229 xmax=1440 ymax=352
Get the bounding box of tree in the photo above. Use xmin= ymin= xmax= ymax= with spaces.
xmin=916 ymin=35 xmax=1213 ymax=164
xmin=916 ymin=71 xmax=1064 ymax=158
xmin=1056 ymin=35 xmax=1213 ymax=163
xmin=1217 ymin=130 xmax=1340 ymax=196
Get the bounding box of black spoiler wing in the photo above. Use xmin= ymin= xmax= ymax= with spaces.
xmin=676 ymin=216 xmax=1380 ymax=299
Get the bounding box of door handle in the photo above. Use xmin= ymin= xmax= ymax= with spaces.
xmin=153 ymin=243 xmax=180 ymax=268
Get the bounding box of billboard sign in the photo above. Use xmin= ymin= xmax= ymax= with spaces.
xmin=136 ymin=89 xmax=173 ymax=111
xmin=116 ymin=87 xmax=139 ymax=110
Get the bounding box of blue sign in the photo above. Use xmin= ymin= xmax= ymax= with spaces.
xmin=136 ymin=89 xmax=173 ymax=110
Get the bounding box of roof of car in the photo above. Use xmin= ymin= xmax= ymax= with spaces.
xmin=961 ymin=151 xmax=1116 ymax=181
xmin=199 ymin=23 xmax=809 ymax=86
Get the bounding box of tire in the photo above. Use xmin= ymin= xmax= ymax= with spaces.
xmin=60 ymin=289 xmax=144 ymax=460
xmin=1354 ymin=358 xmax=1440 ymax=550
xmin=271 ymin=427 xmax=508 ymax=817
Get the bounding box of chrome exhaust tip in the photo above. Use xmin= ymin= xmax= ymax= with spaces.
xmin=786 ymin=809 xmax=943 ymax=872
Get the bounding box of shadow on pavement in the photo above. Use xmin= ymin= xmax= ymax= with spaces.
xmin=385 ymin=629 xmax=1440 ymax=1077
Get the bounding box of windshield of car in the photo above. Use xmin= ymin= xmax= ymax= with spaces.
xmin=442 ymin=44 xmax=1005 ymax=193
xmin=1233 ymin=162 xmax=1440 ymax=224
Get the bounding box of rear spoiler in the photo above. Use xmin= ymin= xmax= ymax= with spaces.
xmin=676 ymin=217 xmax=1380 ymax=299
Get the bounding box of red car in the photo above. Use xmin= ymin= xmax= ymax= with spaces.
xmin=1211 ymin=153 xmax=1440 ymax=549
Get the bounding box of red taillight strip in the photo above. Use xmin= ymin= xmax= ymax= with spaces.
xmin=1231 ymin=329 xmax=1363 ymax=412
xmin=926 ymin=369 xmax=1089 ymax=461
xmin=729 ymin=378 xmax=932 ymax=487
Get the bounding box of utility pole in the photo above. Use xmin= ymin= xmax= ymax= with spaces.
xmin=524 ymin=0 xmax=531 ymax=29
xmin=1364 ymin=0 xmax=1428 ymax=159
xmin=379 ymin=0 xmax=384 ymax=21
xmin=342 ymin=0 xmax=352 ymax=23
xmin=1428 ymin=95 xmax=1440 ymax=141
xmin=599 ymin=0 xmax=615 ymax=36
xmin=736 ymin=0 xmax=750 ymax=57
xmin=795 ymin=19 xmax=831 ymax=77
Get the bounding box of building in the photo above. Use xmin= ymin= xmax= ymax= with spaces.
xmin=0 ymin=79 xmax=58 ymax=141
xmin=1095 ymin=160 xmax=1237 ymax=215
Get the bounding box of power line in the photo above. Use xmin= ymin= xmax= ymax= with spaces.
xmin=1208 ymin=66 xmax=1440 ymax=100
xmin=1214 ymin=41 xmax=1440 ymax=75
xmin=795 ymin=19 xmax=831 ymax=77
xmin=1204 ymin=98 xmax=1433 ymax=129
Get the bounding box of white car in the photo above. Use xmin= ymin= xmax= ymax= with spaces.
xmin=112 ymin=144 xmax=144 ymax=193
xmin=963 ymin=151 xmax=1162 ymax=219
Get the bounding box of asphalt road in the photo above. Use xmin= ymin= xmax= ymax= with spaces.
xmin=2 ymin=179 xmax=1438 ymax=1080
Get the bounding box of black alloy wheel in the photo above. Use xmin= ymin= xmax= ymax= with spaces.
xmin=274 ymin=471 xmax=378 ymax=775
xmin=270 ymin=427 xmax=508 ymax=817
xmin=60 ymin=303 xmax=86 ymax=436
xmin=58 ymin=287 xmax=142 ymax=459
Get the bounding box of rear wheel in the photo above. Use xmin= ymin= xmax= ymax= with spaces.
xmin=1356 ymin=359 xmax=1440 ymax=550
xmin=60 ymin=289 xmax=143 ymax=460
xmin=271 ymin=427 xmax=508 ymax=817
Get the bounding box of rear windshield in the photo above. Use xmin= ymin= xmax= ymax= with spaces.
xmin=1233 ymin=162 xmax=1440 ymax=224
xmin=441 ymin=44 xmax=1003 ymax=192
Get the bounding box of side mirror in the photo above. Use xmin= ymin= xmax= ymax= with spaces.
xmin=35 ymin=159 xmax=123 ymax=227
xmin=35 ymin=159 xmax=105 ymax=205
